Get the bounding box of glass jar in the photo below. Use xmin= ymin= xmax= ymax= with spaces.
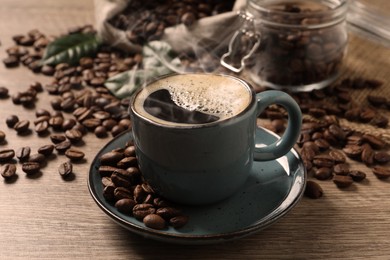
xmin=221 ymin=0 xmax=348 ymax=92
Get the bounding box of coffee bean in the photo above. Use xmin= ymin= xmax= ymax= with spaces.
xmin=101 ymin=176 xmax=113 ymax=187
xmin=99 ymin=151 xmax=124 ymax=165
xmin=38 ymin=144 xmax=55 ymax=156
xmin=143 ymin=214 xmax=166 ymax=230
xmin=62 ymin=118 xmax=77 ymax=131
xmin=103 ymin=185 xmax=116 ymax=201
xmin=0 ymin=86 xmax=9 ymax=98
xmin=98 ymin=165 xmax=120 ymax=177
xmin=362 ymin=134 xmax=386 ymax=150
xmin=65 ymin=129 xmax=83 ymax=143
xmin=55 ymin=140 xmax=72 ymax=152
xmin=312 ymin=154 xmax=334 ymax=168
xmin=374 ymin=151 xmax=390 ymax=164
xmin=16 ymin=146 xmax=31 ymax=161
xmin=115 ymin=198 xmax=136 ymax=214
xmin=156 ymin=207 xmax=181 ymax=220
xmin=14 ymin=120 xmax=30 ymax=134
xmin=361 ymin=144 xmax=374 ymax=165
xmin=372 ymin=166 xmax=390 ymax=179
xmin=50 ymin=134 xmax=66 ymax=144
xmin=6 ymin=115 xmax=19 ymax=128
xmin=314 ymin=167 xmax=332 ymax=180
xmin=111 ymin=125 xmax=125 ymax=137
xmin=94 ymin=126 xmax=108 ymax=138
xmin=58 ymin=161 xmax=73 ymax=177
xmin=35 ymin=121 xmax=49 ymax=134
xmin=114 ymin=186 xmax=133 ymax=200
xmin=65 ymin=148 xmax=85 ymax=161
xmin=169 ymin=215 xmax=189 ymax=229
xmin=117 ymin=156 xmax=137 ymax=169
xmin=28 ymin=153 xmax=46 ymax=164
xmin=0 ymin=130 xmax=5 ymax=142
xmin=0 ymin=163 xmax=17 ymax=179
xmin=333 ymin=163 xmax=350 ymax=175
xmin=343 ymin=145 xmax=362 ymax=159
xmin=133 ymin=204 xmax=156 ymax=220
xmin=349 ymin=170 xmax=366 ymax=182
xmin=333 ymin=175 xmax=353 ymax=188
xmin=304 ymin=180 xmax=323 ymax=199
xmin=3 ymin=56 xmax=19 ymax=67
xmin=124 ymin=146 xmax=136 ymax=157
xmin=328 ymin=150 xmax=346 ymax=164
xmin=49 ymin=116 xmax=64 ymax=130
xmin=0 ymin=148 xmax=15 ymax=162
xmin=22 ymin=162 xmax=40 ymax=175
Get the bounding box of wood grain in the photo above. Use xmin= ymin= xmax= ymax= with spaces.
xmin=0 ymin=0 xmax=389 ymax=259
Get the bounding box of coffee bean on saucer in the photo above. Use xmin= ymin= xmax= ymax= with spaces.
xmin=133 ymin=204 xmax=156 ymax=220
xmin=115 ymin=198 xmax=136 ymax=214
xmin=0 ymin=163 xmax=17 ymax=179
xmin=169 ymin=215 xmax=189 ymax=229
xmin=143 ymin=214 xmax=166 ymax=230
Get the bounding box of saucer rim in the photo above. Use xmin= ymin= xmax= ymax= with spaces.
xmin=88 ymin=129 xmax=306 ymax=244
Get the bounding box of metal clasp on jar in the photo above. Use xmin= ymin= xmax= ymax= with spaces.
xmin=220 ymin=11 xmax=261 ymax=73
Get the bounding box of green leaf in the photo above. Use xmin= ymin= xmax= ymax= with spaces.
xmin=41 ymin=33 xmax=101 ymax=65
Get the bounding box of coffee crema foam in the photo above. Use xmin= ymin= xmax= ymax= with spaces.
xmin=133 ymin=74 xmax=253 ymax=126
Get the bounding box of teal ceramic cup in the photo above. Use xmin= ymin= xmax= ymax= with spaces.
xmin=130 ymin=73 xmax=302 ymax=205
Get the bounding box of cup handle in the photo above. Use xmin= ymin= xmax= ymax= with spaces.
xmin=254 ymin=90 xmax=302 ymax=161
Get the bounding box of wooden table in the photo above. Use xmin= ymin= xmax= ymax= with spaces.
xmin=0 ymin=0 xmax=389 ymax=259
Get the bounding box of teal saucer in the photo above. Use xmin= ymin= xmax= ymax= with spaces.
xmin=88 ymin=128 xmax=306 ymax=245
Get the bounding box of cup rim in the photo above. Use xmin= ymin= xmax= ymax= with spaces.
xmin=129 ymin=73 xmax=256 ymax=129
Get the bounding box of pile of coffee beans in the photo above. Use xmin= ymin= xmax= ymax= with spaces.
xmin=259 ymin=77 xmax=389 ymax=198
xmin=109 ymin=0 xmax=235 ymax=46
xmin=247 ymin=2 xmax=347 ymax=87
xmin=98 ymin=142 xmax=189 ymax=230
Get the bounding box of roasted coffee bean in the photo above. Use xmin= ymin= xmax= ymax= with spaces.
xmin=30 ymin=82 xmax=43 ymax=92
xmin=0 ymin=163 xmax=17 ymax=179
xmin=65 ymin=148 xmax=85 ymax=161
xmin=361 ymin=144 xmax=374 ymax=165
xmin=72 ymin=124 xmax=87 ymax=135
xmin=49 ymin=116 xmax=64 ymax=130
xmin=38 ymin=144 xmax=55 ymax=156
xmin=349 ymin=170 xmax=366 ymax=182
xmin=143 ymin=214 xmax=166 ymax=230
xmin=3 ymin=56 xmax=19 ymax=67
xmin=124 ymin=146 xmax=136 ymax=157
xmin=111 ymin=172 xmax=133 ymax=188
xmin=304 ymin=180 xmax=323 ymax=199
xmin=111 ymin=125 xmax=125 ymax=137
xmin=372 ymin=166 xmax=390 ymax=179
xmin=117 ymin=156 xmax=137 ymax=169
xmin=134 ymin=184 xmax=148 ymax=203
xmin=35 ymin=121 xmax=49 ymax=134
xmin=58 ymin=161 xmax=73 ymax=177
xmin=22 ymin=162 xmax=40 ymax=175
xmin=6 ymin=115 xmax=19 ymax=128
xmin=361 ymin=134 xmax=385 ymax=149
xmin=314 ymin=139 xmax=330 ymax=151
xmin=312 ymin=154 xmax=334 ymax=168
xmin=118 ymin=119 xmax=132 ymax=129
xmin=329 ymin=150 xmax=346 ymax=164
xmin=0 ymin=130 xmax=5 ymax=142
xmin=115 ymin=198 xmax=136 ymax=214
xmin=34 ymin=115 xmax=50 ymax=125
xmin=98 ymin=165 xmax=120 ymax=177
xmin=82 ymin=118 xmax=101 ymax=130
xmin=114 ymin=186 xmax=133 ymax=200
xmin=132 ymin=204 xmax=156 ymax=220
xmin=169 ymin=215 xmax=189 ymax=229
xmin=0 ymin=148 xmax=15 ymax=162
xmin=156 ymin=207 xmax=181 ymax=220
xmin=55 ymin=140 xmax=72 ymax=152
xmin=16 ymin=146 xmax=31 ymax=161
xmin=101 ymin=176 xmax=113 ymax=187
xmin=328 ymin=124 xmax=346 ymax=141
xmin=102 ymin=119 xmax=117 ymax=131
xmin=314 ymin=167 xmax=332 ymax=180
xmin=65 ymin=129 xmax=83 ymax=143
xmin=374 ymin=151 xmax=390 ymax=164
xmin=99 ymin=151 xmax=124 ymax=165
xmin=62 ymin=118 xmax=77 ymax=130
xmin=343 ymin=145 xmax=363 ymax=159
xmin=14 ymin=120 xmax=30 ymax=134
xmin=0 ymin=86 xmax=9 ymax=98
xmin=94 ymin=126 xmax=108 ymax=138
xmin=333 ymin=175 xmax=353 ymax=188
xmin=103 ymin=185 xmax=116 ymax=201
xmin=333 ymin=163 xmax=350 ymax=175
xmin=28 ymin=153 xmax=46 ymax=164
xmin=50 ymin=134 xmax=66 ymax=144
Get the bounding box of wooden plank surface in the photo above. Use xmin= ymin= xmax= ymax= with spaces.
xmin=0 ymin=0 xmax=389 ymax=259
